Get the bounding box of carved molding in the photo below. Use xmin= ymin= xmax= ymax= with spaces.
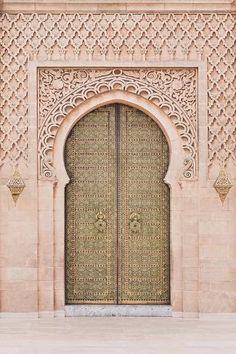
xmin=1 ymin=1 xmax=235 ymax=12
xmin=38 ymin=67 xmax=197 ymax=180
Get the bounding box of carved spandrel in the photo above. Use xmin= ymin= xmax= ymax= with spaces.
xmin=38 ymin=68 xmax=197 ymax=180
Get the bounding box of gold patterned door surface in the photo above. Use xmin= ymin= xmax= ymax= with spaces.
xmin=65 ymin=104 xmax=170 ymax=305
xmin=65 ymin=106 xmax=117 ymax=303
xmin=118 ymin=105 xmax=170 ymax=304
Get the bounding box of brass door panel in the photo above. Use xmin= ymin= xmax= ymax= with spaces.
xmin=65 ymin=106 xmax=117 ymax=303
xmin=119 ymin=105 xmax=170 ymax=304
xmin=65 ymin=104 xmax=170 ymax=305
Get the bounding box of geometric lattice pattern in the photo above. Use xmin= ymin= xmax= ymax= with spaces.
xmin=0 ymin=13 xmax=235 ymax=175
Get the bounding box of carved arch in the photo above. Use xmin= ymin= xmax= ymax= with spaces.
xmin=38 ymin=68 xmax=197 ymax=179
xmin=54 ymin=91 xmax=183 ymax=189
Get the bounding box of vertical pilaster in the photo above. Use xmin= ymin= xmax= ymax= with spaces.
xmin=38 ymin=180 xmax=55 ymax=317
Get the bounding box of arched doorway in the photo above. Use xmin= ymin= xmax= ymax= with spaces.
xmin=64 ymin=103 xmax=170 ymax=305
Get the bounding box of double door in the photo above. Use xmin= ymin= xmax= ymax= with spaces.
xmin=65 ymin=104 xmax=170 ymax=304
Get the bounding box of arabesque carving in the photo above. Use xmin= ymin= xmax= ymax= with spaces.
xmin=38 ymin=68 xmax=197 ymax=180
xmin=0 ymin=13 xmax=235 ymax=175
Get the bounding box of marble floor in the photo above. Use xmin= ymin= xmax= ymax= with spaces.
xmin=0 ymin=317 xmax=236 ymax=354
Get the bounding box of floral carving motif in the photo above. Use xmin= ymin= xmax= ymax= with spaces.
xmin=38 ymin=68 xmax=197 ymax=180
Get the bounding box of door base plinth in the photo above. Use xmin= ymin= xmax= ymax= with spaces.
xmin=65 ymin=305 xmax=172 ymax=317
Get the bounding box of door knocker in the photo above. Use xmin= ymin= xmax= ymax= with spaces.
xmin=129 ymin=212 xmax=141 ymax=233
xmin=94 ymin=211 xmax=107 ymax=232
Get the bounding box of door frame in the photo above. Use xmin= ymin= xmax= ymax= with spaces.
xmin=29 ymin=60 xmax=207 ymax=317
xmin=54 ymin=91 xmax=183 ymax=315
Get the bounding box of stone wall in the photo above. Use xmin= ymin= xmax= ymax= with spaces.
xmin=0 ymin=1 xmax=235 ymax=316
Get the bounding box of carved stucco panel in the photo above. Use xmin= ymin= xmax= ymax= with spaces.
xmin=0 ymin=13 xmax=235 ymax=177
xmin=38 ymin=68 xmax=197 ymax=180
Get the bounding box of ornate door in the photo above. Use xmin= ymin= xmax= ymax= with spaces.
xmin=65 ymin=104 xmax=170 ymax=305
